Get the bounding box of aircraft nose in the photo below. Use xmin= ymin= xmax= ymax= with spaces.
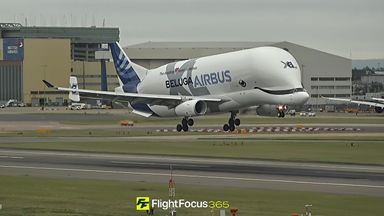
xmin=292 ymin=90 xmax=310 ymax=105
xmin=302 ymin=91 xmax=309 ymax=104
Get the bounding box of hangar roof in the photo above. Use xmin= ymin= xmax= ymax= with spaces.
xmin=126 ymin=41 xmax=274 ymax=49
xmin=0 ymin=23 xmax=119 ymax=44
xmin=124 ymin=41 xmax=350 ymax=61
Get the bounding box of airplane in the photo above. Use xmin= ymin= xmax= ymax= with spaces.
xmin=324 ymin=97 xmax=384 ymax=113
xmin=43 ymin=42 xmax=310 ymax=132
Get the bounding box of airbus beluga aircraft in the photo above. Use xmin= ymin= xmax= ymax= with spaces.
xmin=43 ymin=42 xmax=309 ymax=132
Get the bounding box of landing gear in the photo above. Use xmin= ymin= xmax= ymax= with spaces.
xmin=234 ymin=118 xmax=241 ymax=126
xmin=187 ymin=118 xmax=194 ymax=126
xmin=223 ymin=111 xmax=240 ymax=132
xmin=277 ymin=105 xmax=287 ymax=118
xmin=176 ymin=117 xmax=194 ymax=132
xmin=176 ymin=124 xmax=182 ymax=132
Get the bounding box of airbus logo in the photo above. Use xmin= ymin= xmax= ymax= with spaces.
xmin=165 ymin=70 xmax=232 ymax=89
xmin=71 ymin=84 xmax=77 ymax=94
xmin=281 ymin=61 xmax=297 ymax=69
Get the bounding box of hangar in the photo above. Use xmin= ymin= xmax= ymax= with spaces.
xmin=0 ymin=23 xmax=119 ymax=106
xmin=124 ymin=41 xmax=352 ymax=106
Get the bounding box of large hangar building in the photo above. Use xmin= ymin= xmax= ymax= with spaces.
xmin=0 ymin=23 xmax=119 ymax=106
xmin=124 ymin=42 xmax=352 ymax=106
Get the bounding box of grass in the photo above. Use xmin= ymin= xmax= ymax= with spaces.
xmin=0 ymin=129 xmax=170 ymax=137
xmin=0 ymin=175 xmax=383 ymax=216
xmin=1 ymin=135 xmax=384 ymax=165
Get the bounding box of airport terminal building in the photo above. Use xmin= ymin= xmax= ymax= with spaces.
xmin=0 ymin=23 xmax=351 ymax=107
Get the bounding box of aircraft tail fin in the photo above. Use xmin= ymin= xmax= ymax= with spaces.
xmin=109 ymin=42 xmax=145 ymax=93
xmin=69 ymin=76 xmax=80 ymax=102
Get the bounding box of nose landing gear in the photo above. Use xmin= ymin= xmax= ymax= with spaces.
xmin=176 ymin=117 xmax=194 ymax=132
xmin=223 ymin=111 xmax=241 ymax=132
xmin=277 ymin=105 xmax=288 ymax=118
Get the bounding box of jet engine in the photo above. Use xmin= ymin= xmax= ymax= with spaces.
xmin=175 ymin=100 xmax=207 ymax=116
xmin=375 ymin=106 xmax=384 ymax=113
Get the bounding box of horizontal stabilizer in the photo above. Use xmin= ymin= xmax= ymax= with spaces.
xmin=42 ymin=80 xmax=55 ymax=88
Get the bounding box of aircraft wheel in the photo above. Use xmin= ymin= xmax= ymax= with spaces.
xmin=223 ymin=124 xmax=229 ymax=131
xmin=229 ymin=124 xmax=236 ymax=132
xmin=228 ymin=118 xmax=235 ymax=126
xmin=187 ymin=118 xmax=194 ymax=126
xmin=234 ymin=118 xmax=240 ymax=126
xmin=182 ymin=124 xmax=189 ymax=132
xmin=176 ymin=124 xmax=182 ymax=132
xmin=182 ymin=118 xmax=188 ymax=127
xmin=280 ymin=112 xmax=285 ymax=118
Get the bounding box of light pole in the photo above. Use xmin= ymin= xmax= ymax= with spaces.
xmin=304 ymin=204 xmax=312 ymax=216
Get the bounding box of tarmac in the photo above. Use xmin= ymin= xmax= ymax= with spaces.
xmin=0 ymin=149 xmax=383 ymax=197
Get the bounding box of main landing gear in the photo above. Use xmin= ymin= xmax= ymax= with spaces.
xmin=223 ymin=111 xmax=241 ymax=132
xmin=176 ymin=117 xmax=194 ymax=132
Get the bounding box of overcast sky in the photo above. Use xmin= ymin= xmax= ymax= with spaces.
xmin=1 ymin=0 xmax=383 ymax=59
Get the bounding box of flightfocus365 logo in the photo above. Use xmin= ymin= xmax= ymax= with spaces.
xmin=136 ymin=197 xmax=150 ymax=211
xmin=136 ymin=197 xmax=230 ymax=211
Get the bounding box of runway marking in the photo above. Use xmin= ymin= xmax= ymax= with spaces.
xmin=0 ymin=156 xmax=24 ymax=159
xmin=0 ymin=164 xmax=383 ymax=189
xmin=109 ymin=161 xmax=209 ymax=168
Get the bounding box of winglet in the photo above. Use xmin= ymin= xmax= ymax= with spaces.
xmin=42 ymin=80 xmax=55 ymax=88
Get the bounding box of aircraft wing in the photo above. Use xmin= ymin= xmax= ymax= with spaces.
xmin=372 ymin=97 xmax=384 ymax=103
xmin=42 ymin=80 xmax=223 ymax=108
xmin=323 ymin=97 xmax=384 ymax=108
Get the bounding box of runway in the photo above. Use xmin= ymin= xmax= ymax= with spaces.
xmin=1 ymin=149 xmax=383 ymax=197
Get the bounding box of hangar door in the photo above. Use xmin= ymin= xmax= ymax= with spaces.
xmin=0 ymin=61 xmax=23 ymax=101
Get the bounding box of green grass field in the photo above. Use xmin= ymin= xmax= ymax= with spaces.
xmin=1 ymin=135 xmax=383 ymax=165
xmin=0 ymin=128 xmax=173 ymax=137
xmin=0 ymin=175 xmax=383 ymax=216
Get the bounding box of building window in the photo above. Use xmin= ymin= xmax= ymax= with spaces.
xmin=311 ymin=86 xmax=318 ymax=89
xmin=311 ymin=77 xmax=318 ymax=81
xmin=318 ymin=77 xmax=335 ymax=81
xmin=335 ymin=85 xmax=351 ymax=89
xmin=319 ymin=86 xmax=334 ymax=89
xmin=335 ymin=77 xmax=350 ymax=81
xmin=311 ymin=94 xmax=319 ymax=98
xmin=322 ymin=94 xmax=335 ymax=97
xmin=335 ymin=94 xmax=351 ymax=97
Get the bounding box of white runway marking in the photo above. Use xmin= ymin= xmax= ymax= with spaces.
xmin=110 ymin=161 xmax=209 ymax=168
xmin=0 ymin=156 xmax=24 ymax=159
xmin=0 ymin=164 xmax=383 ymax=189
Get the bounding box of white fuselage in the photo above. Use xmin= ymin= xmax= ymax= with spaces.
xmin=126 ymin=47 xmax=309 ymax=117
